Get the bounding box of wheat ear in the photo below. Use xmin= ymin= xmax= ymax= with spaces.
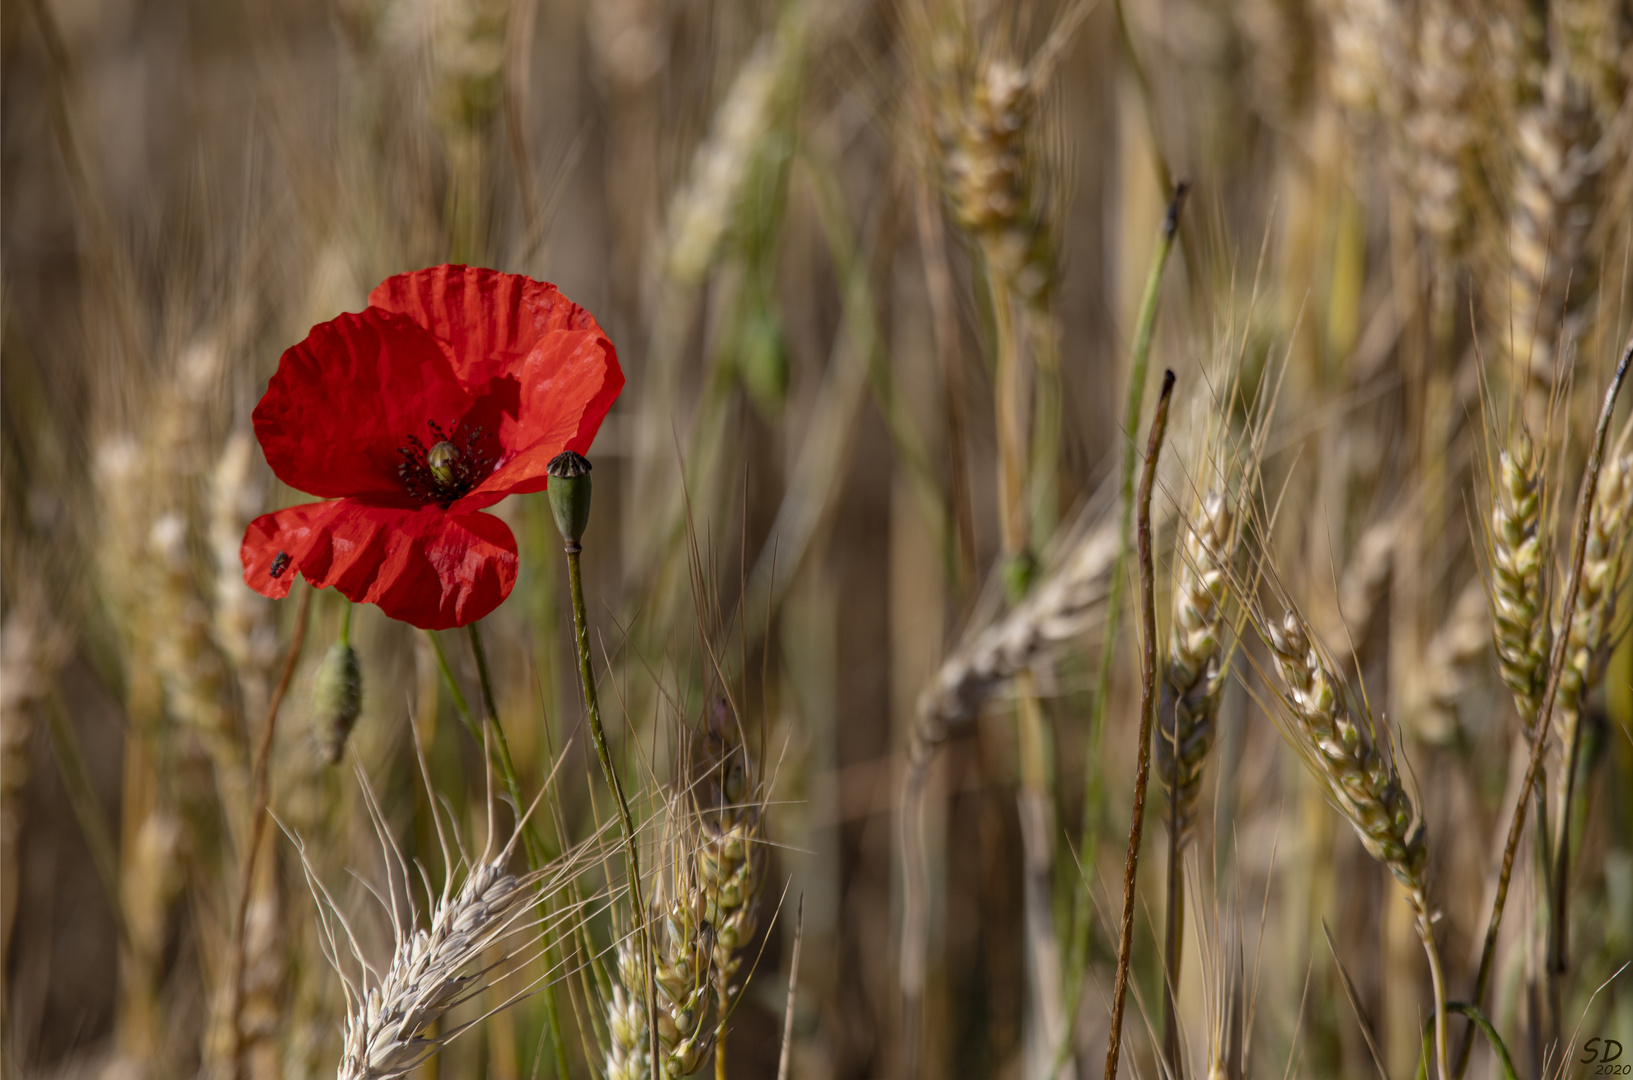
xmin=1160 ymin=491 xmax=1235 ymax=848
xmin=1258 ymin=608 xmax=1449 ymax=1080
xmin=1457 ymin=335 xmax=1633 ymax=1078
xmin=1546 ymin=446 xmax=1631 ymax=1007
xmin=1489 ymin=426 xmax=1551 ymax=729
xmin=1552 ymin=449 xmax=1630 ymax=751
xmin=1158 ymin=489 xmax=1234 ymax=1074
xmin=296 ymin=746 xmax=606 ymax=1080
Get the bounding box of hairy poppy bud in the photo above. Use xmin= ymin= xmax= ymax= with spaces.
xmin=313 ymin=641 xmax=362 ymax=764
xmin=546 ymin=451 xmax=593 ymax=548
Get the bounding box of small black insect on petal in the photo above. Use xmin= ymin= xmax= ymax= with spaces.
xmin=270 ymin=551 xmax=292 ymax=579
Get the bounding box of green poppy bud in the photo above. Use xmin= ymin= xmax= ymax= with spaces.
xmin=546 ymin=450 xmax=593 ymax=547
xmin=313 ymin=642 xmax=362 ymax=765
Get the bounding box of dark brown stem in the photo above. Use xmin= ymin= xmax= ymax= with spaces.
xmin=226 ymin=583 xmax=312 ymax=1079
xmin=1454 ymin=333 xmax=1632 ymax=1078
xmin=1105 ymin=369 xmax=1177 ymax=1080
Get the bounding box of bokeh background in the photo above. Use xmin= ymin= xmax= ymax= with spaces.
xmin=3 ymin=0 xmax=1631 ymax=1077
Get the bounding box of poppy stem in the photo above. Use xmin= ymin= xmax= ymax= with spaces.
xmin=465 ymin=622 xmax=525 ymax=806
xmin=455 ymin=622 xmax=573 ymax=1080
xmin=564 ymin=544 xmax=660 ymax=1077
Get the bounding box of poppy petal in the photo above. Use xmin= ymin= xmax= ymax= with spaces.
xmin=241 ymin=500 xmax=518 ymax=629
xmin=450 ymin=330 xmax=626 ymax=512
xmin=368 ymin=265 xmax=623 ymax=510
xmin=254 ymin=307 xmax=475 ymax=501
xmin=367 ymin=264 xmax=613 ymax=393
xmin=242 ymin=501 xmax=336 ymax=599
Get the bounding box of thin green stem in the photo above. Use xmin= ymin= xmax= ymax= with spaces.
xmin=1420 ymin=1004 xmax=1519 ymax=1080
xmin=426 ymin=629 xmax=481 ymax=743
xmin=1055 ymin=182 xmax=1187 ymax=1079
xmin=444 ymin=624 xmax=570 ymax=1077
xmin=564 ymin=545 xmax=660 ymax=1078
xmin=1418 ymin=896 xmax=1451 ymax=1080
xmin=466 ymin=625 xmax=522 ymax=803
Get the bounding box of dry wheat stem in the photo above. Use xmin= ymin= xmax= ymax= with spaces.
xmin=225 ymin=583 xmax=312 ymax=1080
xmin=776 ymin=897 xmax=803 ymax=1080
xmin=1547 ymin=447 xmax=1630 ymax=997
xmin=1105 ymin=368 xmax=1176 ymax=1080
xmin=1160 ymin=489 xmax=1235 ymax=1076
xmin=1551 ymin=448 xmax=1630 ymax=753
xmin=1458 ymin=332 xmax=1632 ymax=1079
xmin=1058 ymin=180 xmax=1188 ymax=1080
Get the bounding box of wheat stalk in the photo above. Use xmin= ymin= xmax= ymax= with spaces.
xmin=1158 ymin=488 xmax=1234 ymax=1075
xmin=0 ymin=585 xmax=73 ymax=987
xmin=1552 ymin=448 xmax=1630 ymax=750
xmin=1489 ymin=426 xmax=1552 ymax=729
xmin=1408 ymin=0 xmax=1479 ymax=261
xmin=1255 ymin=605 xmax=1449 ymax=1080
xmin=292 ymin=748 xmax=608 ymax=1080
xmin=690 ymin=712 xmax=767 ymax=1080
xmin=209 ymin=430 xmax=278 ymax=715
xmin=1160 ymin=490 xmax=1235 ymax=848
xmin=605 ymin=880 xmax=716 ymax=1080
xmin=603 ymin=766 xmax=767 ymax=1080
xmin=1408 ymin=577 xmax=1493 ymax=740
xmin=1328 ymin=0 xmax=1409 ymax=123
xmin=1503 ymin=28 xmax=1608 ymax=428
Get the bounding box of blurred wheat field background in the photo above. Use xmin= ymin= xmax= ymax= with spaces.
xmin=3 ymin=0 xmax=1632 ymax=1077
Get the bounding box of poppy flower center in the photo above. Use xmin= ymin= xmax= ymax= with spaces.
xmin=398 ymin=421 xmax=495 ymax=506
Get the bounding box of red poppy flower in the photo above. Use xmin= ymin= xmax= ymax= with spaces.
xmin=241 ymin=265 xmax=622 ymax=629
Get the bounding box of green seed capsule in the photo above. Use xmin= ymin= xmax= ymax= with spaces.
xmin=546 ymin=451 xmax=593 ymax=546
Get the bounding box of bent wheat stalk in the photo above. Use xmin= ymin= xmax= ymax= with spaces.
xmin=1159 ymin=489 xmax=1234 ymax=1076
xmin=1255 ymin=606 xmax=1449 ymax=1080
xmin=290 ymin=747 xmax=613 ymax=1080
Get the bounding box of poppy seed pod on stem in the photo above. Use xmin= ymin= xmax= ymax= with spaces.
xmin=547 ymin=451 xmax=593 ymax=549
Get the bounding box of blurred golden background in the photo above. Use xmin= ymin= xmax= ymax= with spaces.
xmin=2 ymin=0 xmax=1630 ymax=1077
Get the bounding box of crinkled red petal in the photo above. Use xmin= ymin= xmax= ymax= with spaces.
xmin=253 ymin=308 xmax=475 ymax=501
xmin=368 ymin=265 xmax=624 ymax=511
xmin=241 ymin=499 xmax=518 ymax=630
